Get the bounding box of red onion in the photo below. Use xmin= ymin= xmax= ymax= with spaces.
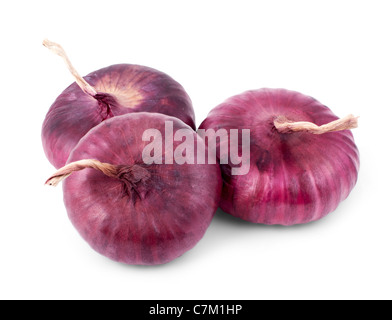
xmin=45 ymin=113 xmax=222 ymax=265
xmin=199 ymin=88 xmax=359 ymax=226
xmin=42 ymin=40 xmax=195 ymax=169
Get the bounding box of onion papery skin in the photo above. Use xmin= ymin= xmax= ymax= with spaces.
xmin=42 ymin=64 xmax=195 ymax=169
xmin=199 ymin=88 xmax=360 ymax=226
xmin=63 ymin=113 xmax=221 ymax=265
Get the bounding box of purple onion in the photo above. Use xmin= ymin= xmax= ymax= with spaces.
xmin=41 ymin=40 xmax=195 ymax=169
xmin=46 ymin=113 xmax=222 ymax=265
xmin=199 ymin=88 xmax=359 ymax=226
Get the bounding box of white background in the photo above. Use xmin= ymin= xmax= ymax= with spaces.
xmin=1 ymin=0 xmax=391 ymax=300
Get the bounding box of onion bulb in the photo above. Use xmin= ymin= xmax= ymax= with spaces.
xmin=199 ymin=88 xmax=359 ymax=226
xmin=45 ymin=113 xmax=222 ymax=265
xmin=42 ymin=40 xmax=195 ymax=169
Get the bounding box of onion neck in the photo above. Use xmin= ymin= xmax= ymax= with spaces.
xmin=45 ymin=159 xmax=151 ymax=201
xmin=43 ymin=39 xmax=97 ymax=97
xmin=274 ymin=114 xmax=359 ymax=135
xmin=43 ymin=39 xmax=121 ymax=121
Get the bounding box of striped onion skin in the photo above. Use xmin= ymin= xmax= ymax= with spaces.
xmin=199 ymin=88 xmax=359 ymax=226
xmin=61 ymin=113 xmax=221 ymax=265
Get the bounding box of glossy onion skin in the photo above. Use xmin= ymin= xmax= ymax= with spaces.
xmin=199 ymin=88 xmax=359 ymax=226
xmin=42 ymin=64 xmax=195 ymax=169
xmin=63 ymin=113 xmax=222 ymax=265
